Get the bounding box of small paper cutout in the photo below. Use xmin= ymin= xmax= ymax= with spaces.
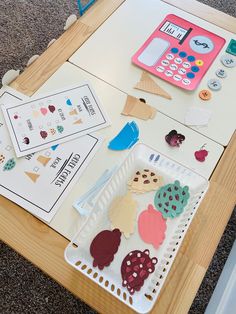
xmin=108 ymin=121 xmax=139 ymax=150
xmin=66 ymin=99 xmax=73 ymax=106
xmin=57 ymin=125 xmax=64 ymax=133
xmin=134 ymin=72 xmax=172 ymax=100
xmin=165 ymin=130 xmax=185 ymax=147
xmin=73 ymin=119 xmax=82 ymax=125
xmin=121 ymin=95 xmax=157 ymax=120
xmin=0 ymin=154 xmax=5 ymax=164
xmin=90 ymin=229 xmax=121 ymax=270
xmin=23 ymin=137 xmax=30 ymax=145
xmin=194 ymin=144 xmax=208 ymax=162
xmin=64 ymin=14 xmax=77 ymax=30
xmin=37 ymin=155 xmax=51 ymax=166
xmin=40 ymin=107 xmax=48 ymax=116
xmin=185 ymin=107 xmax=212 ymax=126
xmin=47 ymin=39 xmax=56 ymax=48
xmin=25 ymin=171 xmax=40 ymax=183
xmin=3 ymin=158 xmax=16 ymax=171
xmin=138 ymin=204 xmax=166 ymax=249
xmin=69 ymin=109 xmax=78 ymax=116
xmin=40 ymin=131 xmax=48 ymax=139
xmin=51 ymin=144 xmax=59 ymax=151
xmin=154 ymin=180 xmax=190 ymax=219
xmin=48 ymin=105 xmax=56 ymax=113
xmin=108 ymin=192 xmax=137 ymax=238
xmin=121 ymin=249 xmax=158 ymax=295
xmin=32 ymin=111 xmax=40 ymax=118
xmin=128 ymin=169 xmax=163 ymax=193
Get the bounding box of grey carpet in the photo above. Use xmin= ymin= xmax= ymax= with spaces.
xmin=0 ymin=1 xmax=236 ymax=313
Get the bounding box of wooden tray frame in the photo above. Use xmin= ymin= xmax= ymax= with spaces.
xmin=1 ymin=1 xmax=235 ymax=313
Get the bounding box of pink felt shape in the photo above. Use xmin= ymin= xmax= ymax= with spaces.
xmin=40 ymin=107 xmax=48 ymax=116
xmin=138 ymin=204 xmax=167 ymax=249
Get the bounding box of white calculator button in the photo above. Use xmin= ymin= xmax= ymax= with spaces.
xmin=173 ymin=74 xmax=182 ymax=81
xmin=156 ymin=66 xmax=165 ymax=72
xmin=165 ymin=70 xmax=173 ymax=77
xmin=161 ymin=59 xmax=169 ymax=66
xmin=182 ymin=78 xmax=191 ymax=85
xmin=182 ymin=62 xmax=191 ymax=68
xmin=170 ymin=64 xmax=178 ymax=71
xmin=166 ymin=53 xmax=174 ymax=60
xmin=178 ymin=68 xmax=186 ymax=75
xmin=174 ymin=58 xmax=182 ymax=64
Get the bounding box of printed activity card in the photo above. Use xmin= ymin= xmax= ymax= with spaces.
xmin=0 ymin=87 xmax=102 ymax=222
xmin=1 ymin=83 xmax=110 ymax=157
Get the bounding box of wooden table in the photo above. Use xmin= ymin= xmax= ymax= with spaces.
xmin=1 ymin=1 xmax=236 ymax=313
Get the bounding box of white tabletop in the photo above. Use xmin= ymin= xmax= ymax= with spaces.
xmin=69 ymin=0 xmax=236 ymax=146
xmin=34 ymin=62 xmax=223 ymax=240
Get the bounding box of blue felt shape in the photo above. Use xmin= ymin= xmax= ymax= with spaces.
xmin=51 ymin=144 xmax=59 ymax=151
xmin=77 ymin=0 xmax=96 ymax=15
xmin=66 ymin=99 xmax=73 ymax=106
xmin=108 ymin=121 xmax=139 ymax=150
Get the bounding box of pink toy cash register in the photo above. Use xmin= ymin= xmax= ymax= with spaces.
xmin=132 ymin=14 xmax=225 ymax=91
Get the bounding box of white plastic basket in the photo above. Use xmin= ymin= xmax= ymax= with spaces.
xmin=65 ymin=143 xmax=209 ymax=313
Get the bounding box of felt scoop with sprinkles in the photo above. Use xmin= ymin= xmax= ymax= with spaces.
xmin=154 ymin=180 xmax=190 ymax=218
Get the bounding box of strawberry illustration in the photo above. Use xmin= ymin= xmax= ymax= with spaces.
xmin=194 ymin=144 xmax=208 ymax=162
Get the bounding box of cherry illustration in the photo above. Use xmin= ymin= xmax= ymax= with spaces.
xmin=23 ymin=137 xmax=30 ymax=145
xmin=194 ymin=144 xmax=208 ymax=162
xmin=40 ymin=130 xmax=48 ymax=139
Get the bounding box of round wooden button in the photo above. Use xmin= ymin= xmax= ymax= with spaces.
xmin=199 ymin=89 xmax=212 ymax=100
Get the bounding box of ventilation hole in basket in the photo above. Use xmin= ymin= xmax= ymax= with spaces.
xmin=159 ymin=275 xmax=163 ymax=279
xmin=99 ymin=276 xmax=104 ymax=283
xmin=117 ymin=288 xmax=121 ymax=296
xmin=182 ymin=230 xmax=184 ymax=233
xmin=188 ymin=218 xmax=190 ymax=221
xmin=123 ymin=292 xmax=127 ymax=301
xmin=185 ymin=224 xmax=187 ymax=227
xmin=81 ymin=264 xmax=87 ymax=270
xmin=172 ymin=248 xmax=176 ymax=252
xmin=72 ymin=243 xmax=78 ymax=248
xmin=191 ymin=212 xmax=194 ymax=215
xmin=129 ymin=297 xmax=133 ymax=305
xmin=75 ymin=260 xmax=81 ymax=266
xmin=93 ymin=272 xmax=98 ymax=279
xmin=163 ymin=268 xmax=166 ymax=272
xmin=145 ymin=294 xmax=153 ymax=301
xmin=156 ymin=282 xmax=160 ymax=286
xmin=166 ymin=261 xmax=169 ymax=265
xmin=105 ymin=280 xmax=109 ymax=287
xmin=152 ymin=289 xmax=156 ymax=293
xmin=169 ymin=255 xmax=173 ymax=258
xmin=111 ymin=284 xmax=115 ymax=292
xmin=179 ymin=236 xmax=182 ymax=239
xmin=176 ymin=242 xmax=179 ymax=245
xmin=87 ymin=268 xmax=92 ymax=274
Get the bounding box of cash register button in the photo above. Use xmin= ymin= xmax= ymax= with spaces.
xmin=187 ymin=72 xmax=195 ymax=79
xmin=174 ymin=57 xmax=182 ymax=64
xmin=187 ymin=55 xmax=196 ymax=62
xmin=170 ymin=64 xmax=178 ymax=71
xmin=191 ymin=66 xmax=200 ymax=72
xmin=216 ymin=68 xmax=227 ymax=78
xmin=179 ymin=51 xmax=187 ymax=58
xmin=173 ymin=74 xmax=182 ymax=81
xmin=207 ymin=79 xmax=222 ymax=91
xmin=221 ymin=54 xmax=236 ymax=68
xmin=165 ymin=70 xmax=173 ymax=77
xmin=156 ymin=66 xmax=165 ymax=72
xmin=195 ymin=60 xmax=204 ymax=66
xmin=161 ymin=59 xmax=169 ymax=66
xmin=182 ymin=78 xmax=191 ymax=85
xmin=171 ymin=47 xmax=179 ymax=54
xmin=178 ymin=68 xmax=186 ymax=75
xmin=182 ymin=62 xmax=191 ymax=68
xmin=166 ymin=53 xmax=174 ymax=60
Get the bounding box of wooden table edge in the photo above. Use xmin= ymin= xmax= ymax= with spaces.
xmin=1 ymin=0 xmax=235 ymax=313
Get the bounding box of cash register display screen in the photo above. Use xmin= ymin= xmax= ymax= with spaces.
xmin=160 ymin=21 xmax=188 ymax=40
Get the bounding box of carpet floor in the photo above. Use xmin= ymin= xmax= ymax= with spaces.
xmin=0 ymin=1 xmax=236 ymax=313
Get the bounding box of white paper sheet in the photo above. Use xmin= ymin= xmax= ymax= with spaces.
xmin=0 ymin=86 xmax=103 ymax=222
xmin=1 ymin=83 xmax=110 ymax=157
